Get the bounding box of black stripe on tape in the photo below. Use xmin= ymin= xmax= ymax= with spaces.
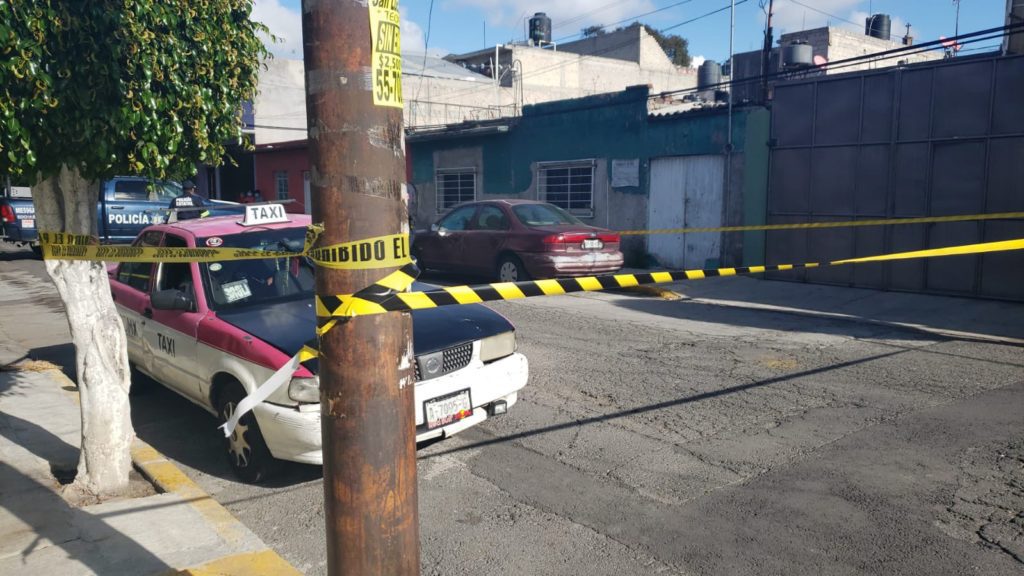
xmin=319 ymin=295 xmax=343 ymax=314
xmin=473 ymin=286 xmax=503 ymax=301
xmin=425 ymin=290 xmax=459 ymax=307
xmin=518 ymin=282 xmax=545 ymax=298
xmin=557 ymin=279 xmax=581 ymax=294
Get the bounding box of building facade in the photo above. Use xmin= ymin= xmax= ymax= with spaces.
xmin=407 ymin=86 xmax=770 ymax=269
xmin=731 ymin=25 xmax=943 ymax=103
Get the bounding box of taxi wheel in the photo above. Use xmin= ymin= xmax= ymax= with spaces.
xmin=217 ymin=384 xmax=278 ymax=484
xmin=497 ymin=255 xmax=529 ymax=283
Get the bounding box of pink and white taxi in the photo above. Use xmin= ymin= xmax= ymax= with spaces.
xmin=109 ymin=205 xmax=528 ymax=482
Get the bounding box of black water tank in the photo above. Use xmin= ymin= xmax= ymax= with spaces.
xmin=782 ymin=41 xmax=813 ymax=69
xmin=865 ymin=14 xmax=891 ymax=41
xmin=529 ymin=12 xmax=552 ymax=45
xmin=698 ymin=60 xmax=722 ymax=91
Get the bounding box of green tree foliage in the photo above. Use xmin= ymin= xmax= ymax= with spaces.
xmin=616 ymin=22 xmax=692 ymax=67
xmin=0 ymin=0 xmax=269 ymax=183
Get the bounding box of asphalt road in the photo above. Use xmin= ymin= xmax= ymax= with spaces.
xmin=2 ymin=243 xmax=1023 ymax=575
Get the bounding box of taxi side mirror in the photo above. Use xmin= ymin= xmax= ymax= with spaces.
xmin=152 ymin=289 xmax=194 ymax=312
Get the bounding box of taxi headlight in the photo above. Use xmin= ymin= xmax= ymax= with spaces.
xmin=288 ymin=376 xmax=319 ymax=403
xmin=480 ymin=331 xmax=516 ymax=363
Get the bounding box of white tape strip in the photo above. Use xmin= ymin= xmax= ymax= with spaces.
xmin=218 ymin=353 xmax=302 ymax=438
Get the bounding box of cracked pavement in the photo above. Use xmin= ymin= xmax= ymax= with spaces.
xmin=3 ymin=247 xmax=1022 ymax=575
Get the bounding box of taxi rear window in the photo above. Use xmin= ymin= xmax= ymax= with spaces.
xmin=199 ymin=229 xmax=314 ymax=309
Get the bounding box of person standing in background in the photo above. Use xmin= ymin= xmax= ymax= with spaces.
xmin=169 ymin=180 xmax=208 ymax=220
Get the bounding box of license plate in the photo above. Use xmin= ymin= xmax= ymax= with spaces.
xmin=425 ymin=389 xmax=473 ymax=430
xmin=582 ymin=238 xmax=603 ymax=249
xmin=21 ymin=219 xmax=34 ymax=229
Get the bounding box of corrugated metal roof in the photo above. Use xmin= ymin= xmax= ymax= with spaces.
xmin=403 ymin=53 xmax=492 ymax=82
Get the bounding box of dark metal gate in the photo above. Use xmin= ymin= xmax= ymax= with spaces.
xmin=766 ymin=53 xmax=1024 ymax=300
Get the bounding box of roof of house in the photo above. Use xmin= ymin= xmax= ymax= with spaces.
xmin=403 ymin=53 xmax=493 ymax=82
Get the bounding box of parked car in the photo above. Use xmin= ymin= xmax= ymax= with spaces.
xmin=108 ymin=205 xmax=528 ymax=482
xmin=0 ymin=176 xmax=234 ymax=255
xmin=413 ymin=200 xmax=624 ymax=282
xmin=0 ymin=183 xmax=37 ymax=253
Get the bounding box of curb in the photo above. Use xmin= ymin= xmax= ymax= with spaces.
xmin=44 ymin=367 xmax=303 ymax=576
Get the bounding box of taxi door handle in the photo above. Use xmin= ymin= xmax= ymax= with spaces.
xmin=143 ymin=308 xmax=153 ymax=319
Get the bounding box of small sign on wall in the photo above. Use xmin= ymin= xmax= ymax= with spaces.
xmin=611 ymin=159 xmax=640 ymax=188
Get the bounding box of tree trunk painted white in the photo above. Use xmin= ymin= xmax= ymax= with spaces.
xmin=32 ymin=166 xmax=134 ymax=499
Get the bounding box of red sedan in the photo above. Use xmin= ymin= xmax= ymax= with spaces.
xmin=413 ymin=200 xmax=624 ymax=282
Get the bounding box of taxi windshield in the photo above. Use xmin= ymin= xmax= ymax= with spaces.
xmin=199 ymin=228 xmax=314 ymax=310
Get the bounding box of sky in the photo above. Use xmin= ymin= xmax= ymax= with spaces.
xmin=259 ymin=0 xmax=1009 ymax=64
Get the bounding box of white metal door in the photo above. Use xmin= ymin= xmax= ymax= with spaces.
xmin=647 ymin=155 xmax=725 ymax=269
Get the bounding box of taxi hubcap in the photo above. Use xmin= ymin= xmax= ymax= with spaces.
xmin=500 ymin=262 xmax=518 ymax=282
xmin=223 ymin=401 xmax=252 ymax=468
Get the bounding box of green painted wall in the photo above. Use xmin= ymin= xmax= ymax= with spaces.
xmin=409 ymin=86 xmax=771 ymax=265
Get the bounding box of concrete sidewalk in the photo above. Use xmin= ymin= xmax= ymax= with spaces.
xmin=0 ymin=331 xmax=302 ymax=575
xmin=619 ymin=272 xmax=1024 ymax=345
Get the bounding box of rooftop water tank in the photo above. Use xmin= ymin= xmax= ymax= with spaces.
xmin=865 ymin=14 xmax=891 ymax=41
xmin=782 ymin=41 xmax=813 ymax=69
xmin=529 ymin=13 xmax=552 ymax=45
xmin=697 ymin=60 xmax=722 ymax=91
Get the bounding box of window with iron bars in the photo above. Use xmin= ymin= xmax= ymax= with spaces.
xmin=539 ymin=161 xmax=594 ymax=215
xmin=435 ymin=169 xmax=476 ymax=212
xmin=274 ymin=171 xmax=289 ymax=201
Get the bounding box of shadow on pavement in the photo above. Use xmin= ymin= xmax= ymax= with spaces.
xmin=0 ymin=247 xmax=38 ymax=262
xmin=130 ymin=375 xmax=322 ymax=487
xmin=420 ymin=347 xmax=908 ymax=459
xmin=28 ymin=343 xmax=77 ymax=382
xmin=0 ymin=461 xmax=172 ymax=575
xmin=0 ymin=409 xmax=79 ymax=479
xmin=611 ymin=294 xmax=1024 ymax=352
xmin=665 ymin=276 xmax=1024 ymax=342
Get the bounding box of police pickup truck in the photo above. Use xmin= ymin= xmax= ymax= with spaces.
xmin=108 ymin=204 xmax=529 ymax=482
xmin=1 ymin=177 xmax=230 ymax=254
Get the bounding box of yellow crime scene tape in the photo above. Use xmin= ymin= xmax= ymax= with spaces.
xmin=616 ymin=211 xmax=1024 ymax=236
xmin=37 ymin=228 xmax=412 ymax=271
xmin=315 ymin=238 xmax=1024 ymax=319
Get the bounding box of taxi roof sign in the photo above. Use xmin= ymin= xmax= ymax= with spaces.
xmin=242 ymin=203 xmax=290 ymax=226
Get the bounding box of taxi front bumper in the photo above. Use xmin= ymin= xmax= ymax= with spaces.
xmin=254 ymin=351 xmax=529 ymax=465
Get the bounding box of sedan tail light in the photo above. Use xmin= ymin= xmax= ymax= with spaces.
xmin=542 ymin=234 xmax=566 ymax=252
xmin=543 ymin=232 xmax=619 ymax=250
xmin=1 ymin=204 xmax=15 ymax=223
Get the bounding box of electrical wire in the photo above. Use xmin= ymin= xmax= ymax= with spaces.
xmin=405 ymin=23 xmax=1022 ymax=132
xmin=648 ymin=24 xmax=1022 ymax=101
xmin=554 ymin=0 xmax=698 ymax=43
xmin=783 ymin=0 xmax=861 ymax=28
xmin=432 ymin=0 xmax=750 ymax=105
xmin=413 ymin=0 xmax=436 ymax=110
xmin=553 ymin=0 xmax=624 ymax=31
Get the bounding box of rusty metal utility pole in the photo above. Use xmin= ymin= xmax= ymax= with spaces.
xmin=301 ymin=1 xmax=420 ymax=575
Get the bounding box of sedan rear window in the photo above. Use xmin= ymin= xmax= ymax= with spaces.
xmin=199 ymin=228 xmax=314 ymax=310
xmin=512 ymin=204 xmax=583 ymax=226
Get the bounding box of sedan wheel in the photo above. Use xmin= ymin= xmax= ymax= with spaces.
xmin=498 ymin=255 xmax=528 ymax=283
xmin=217 ymin=384 xmax=278 ymax=483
